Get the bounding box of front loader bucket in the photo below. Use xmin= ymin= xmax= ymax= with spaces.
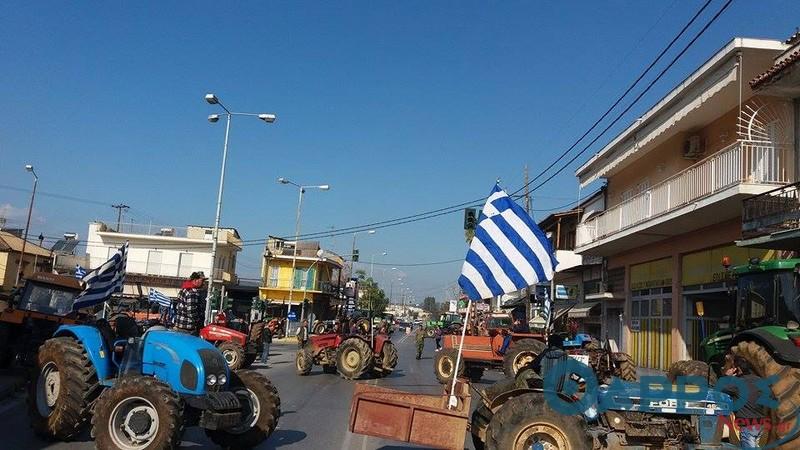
xmin=349 ymin=379 xmax=471 ymax=450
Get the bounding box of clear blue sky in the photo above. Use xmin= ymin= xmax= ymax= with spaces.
xmin=1 ymin=1 xmax=798 ymax=303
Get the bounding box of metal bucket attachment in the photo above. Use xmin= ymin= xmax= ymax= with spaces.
xmin=349 ymin=378 xmax=471 ymax=450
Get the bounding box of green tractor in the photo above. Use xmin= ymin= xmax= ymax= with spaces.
xmin=694 ymin=258 xmax=800 ymax=445
xmin=425 ymin=312 xmax=462 ymax=338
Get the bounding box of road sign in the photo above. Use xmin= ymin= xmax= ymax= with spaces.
xmin=288 ymin=311 xmax=297 ymax=321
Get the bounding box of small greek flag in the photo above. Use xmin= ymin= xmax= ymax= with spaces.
xmin=458 ymin=184 xmax=558 ymax=301
xmin=74 ymin=265 xmax=87 ymax=279
xmin=72 ymin=242 xmax=128 ymax=310
xmin=148 ymin=288 xmax=172 ymax=308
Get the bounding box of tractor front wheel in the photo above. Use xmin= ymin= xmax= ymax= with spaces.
xmin=295 ymin=347 xmax=313 ymax=376
xmin=486 ymin=393 xmax=591 ymax=450
xmin=92 ymin=376 xmax=183 ymax=450
xmin=206 ymin=370 xmax=281 ymax=448
xmin=28 ymin=336 xmax=100 ymax=441
xmin=336 ymin=338 xmax=373 ymax=380
xmin=433 ymin=348 xmax=464 ymax=384
xmin=218 ymin=342 xmax=246 ymax=371
xmin=733 ymin=340 xmax=800 ymax=448
xmin=502 ymin=338 xmax=546 ymax=378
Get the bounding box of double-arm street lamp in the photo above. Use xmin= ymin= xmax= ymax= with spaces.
xmin=350 ymin=230 xmax=376 ymax=275
xmin=14 ymin=165 xmax=38 ymax=286
xmin=278 ymin=178 xmax=330 ymax=325
xmin=204 ymin=93 xmax=276 ymax=323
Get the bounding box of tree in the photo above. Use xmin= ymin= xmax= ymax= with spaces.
xmin=354 ymin=270 xmax=389 ymax=315
xmin=422 ymin=296 xmax=437 ymax=313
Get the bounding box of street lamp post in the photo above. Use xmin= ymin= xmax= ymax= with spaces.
xmin=278 ymin=178 xmax=329 ymax=331
xmin=204 ymin=93 xmax=276 ymax=324
xmin=350 ymin=230 xmax=376 ymax=276
xmin=369 ymin=251 xmax=387 ymax=279
xmin=15 ymin=165 xmax=38 ymax=286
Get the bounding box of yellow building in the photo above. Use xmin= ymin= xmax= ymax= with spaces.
xmin=0 ymin=231 xmax=53 ymax=292
xmin=259 ymin=237 xmax=344 ymax=321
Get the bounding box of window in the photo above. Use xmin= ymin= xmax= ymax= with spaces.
xmin=640 ymin=299 xmax=650 ymax=317
xmin=268 ymin=266 xmax=279 ymax=287
xmin=651 ymin=298 xmax=662 ymax=316
xmin=178 ymin=253 xmax=193 ymax=278
xmin=146 ymin=251 xmax=162 ymax=275
xmin=632 ymin=301 xmax=641 ymax=317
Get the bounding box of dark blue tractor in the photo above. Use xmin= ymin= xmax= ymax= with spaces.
xmin=27 ymin=316 xmax=280 ymax=449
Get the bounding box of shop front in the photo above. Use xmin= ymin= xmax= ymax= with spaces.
xmin=629 ymin=257 xmax=673 ymax=371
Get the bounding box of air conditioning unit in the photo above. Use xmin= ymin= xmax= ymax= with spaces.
xmin=683 ymin=135 xmax=704 ymax=160
xmin=159 ymin=227 xmax=175 ymax=236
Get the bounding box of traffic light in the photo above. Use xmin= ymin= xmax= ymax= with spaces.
xmin=353 ymin=249 xmax=360 ymax=262
xmin=464 ymin=208 xmax=477 ymax=230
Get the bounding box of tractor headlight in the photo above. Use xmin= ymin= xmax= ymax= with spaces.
xmin=217 ymin=374 xmax=227 ymax=385
xmin=206 ymin=374 xmax=217 ymax=386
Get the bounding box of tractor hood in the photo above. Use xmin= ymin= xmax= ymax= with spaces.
xmin=142 ymin=330 xmax=230 ymax=396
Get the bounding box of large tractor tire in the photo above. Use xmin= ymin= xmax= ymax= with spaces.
xmin=312 ymin=322 xmax=327 ymax=335
xmin=470 ymin=404 xmax=493 ymax=450
xmin=503 ymin=338 xmax=546 ymax=378
xmin=336 ymin=337 xmax=373 ymax=380
xmin=433 ymin=348 xmax=464 ymax=384
xmin=242 ymin=353 xmax=258 ymax=369
xmin=486 ymin=392 xmax=591 ymax=450
xmin=666 ymin=359 xmax=717 ymax=385
xmin=613 ymin=353 xmax=638 ymax=382
xmin=733 ymin=340 xmax=800 ymax=448
xmin=295 ymin=347 xmax=313 ymax=376
xmin=92 ymin=376 xmax=183 ymax=450
xmin=28 ymin=336 xmax=100 ymax=441
xmin=206 ymin=370 xmax=281 ymax=448
xmin=218 ymin=341 xmax=246 ymax=371
xmin=374 ymin=341 xmax=398 ymax=377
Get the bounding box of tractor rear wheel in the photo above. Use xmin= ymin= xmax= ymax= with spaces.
xmin=242 ymin=353 xmax=258 ymax=369
xmin=336 ymin=338 xmax=373 ymax=380
xmin=92 ymin=376 xmax=183 ymax=450
xmin=434 ymin=348 xmax=464 ymax=384
xmin=218 ymin=342 xmax=246 ymax=371
xmin=503 ymin=338 xmax=546 ymax=378
xmin=295 ymin=347 xmax=313 ymax=376
xmin=486 ymin=393 xmax=591 ymax=450
xmin=666 ymin=359 xmax=717 ymax=385
xmin=470 ymin=404 xmax=493 ymax=450
xmin=206 ymin=370 xmax=281 ymax=448
xmin=733 ymin=340 xmax=800 ymax=448
xmin=374 ymin=341 xmax=398 ymax=377
xmin=28 ymin=336 xmax=100 ymax=441
xmin=613 ymin=353 xmax=639 ymax=382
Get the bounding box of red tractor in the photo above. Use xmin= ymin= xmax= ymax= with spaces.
xmin=295 ymin=332 xmax=397 ymax=379
xmin=199 ymin=320 xmax=266 ymax=370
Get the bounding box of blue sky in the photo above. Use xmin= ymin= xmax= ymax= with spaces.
xmin=2 ymin=1 xmax=798 ymax=303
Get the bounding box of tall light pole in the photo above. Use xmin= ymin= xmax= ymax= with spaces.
xmin=350 ymin=230 xmax=376 ymax=276
xmin=205 ymin=92 xmax=276 ymax=323
xmin=15 ymin=165 xmax=38 ymax=286
xmin=278 ymin=177 xmax=329 ymax=329
xmin=369 ymin=251 xmax=387 ymax=279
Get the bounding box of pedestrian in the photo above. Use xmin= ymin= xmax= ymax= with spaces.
xmin=262 ymin=325 xmax=272 ymax=365
xmin=172 ymin=271 xmax=207 ymax=335
xmin=722 ymin=354 xmax=766 ymax=448
xmin=297 ymin=319 xmax=309 ymax=349
xmin=415 ymin=325 xmax=425 ymax=360
xmin=434 ymin=326 xmax=442 ymax=351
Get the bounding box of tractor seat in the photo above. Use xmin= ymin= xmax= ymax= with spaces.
xmin=94 ymin=319 xmax=117 ymax=353
xmin=115 ymin=315 xmax=141 ymax=340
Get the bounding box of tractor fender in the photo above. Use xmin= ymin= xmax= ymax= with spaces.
xmin=488 ymin=387 xmax=576 ymax=413
xmin=53 ymin=325 xmax=113 ymax=384
xmin=199 ymin=324 xmax=247 ymax=346
xmin=730 ymin=329 xmax=800 ymax=368
xmin=373 ymin=334 xmax=390 ymax=354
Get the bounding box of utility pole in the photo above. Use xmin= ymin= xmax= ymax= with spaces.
xmin=524 ymin=165 xmax=532 ymax=215
xmin=112 ymin=204 xmax=129 ymax=232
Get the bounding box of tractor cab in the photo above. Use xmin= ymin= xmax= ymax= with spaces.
xmin=734 ymin=259 xmax=800 ymax=329
xmin=14 ymin=272 xmax=83 ymax=316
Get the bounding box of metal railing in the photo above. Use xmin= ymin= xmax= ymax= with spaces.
xmin=577 ymin=140 xmax=793 ymax=247
xmin=742 ymin=181 xmax=800 ymax=238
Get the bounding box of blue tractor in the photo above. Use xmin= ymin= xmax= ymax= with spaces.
xmin=27 ymin=315 xmax=280 ymax=449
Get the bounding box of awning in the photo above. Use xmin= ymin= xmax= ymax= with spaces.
xmin=568 ymin=302 xmax=600 ymax=318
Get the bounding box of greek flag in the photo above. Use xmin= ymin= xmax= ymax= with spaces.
xmin=74 ymin=265 xmax=87 ymax=279
xmin=148 ymin=288 xmax=171 ymax=308
xmin=458 ymin=184 xmax=558 ymax=301
xmin=72 ymin=242 xmax=128 ymax=310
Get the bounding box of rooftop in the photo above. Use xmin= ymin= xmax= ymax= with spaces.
xmin=0 ymin=231 xmax=52 ymax=258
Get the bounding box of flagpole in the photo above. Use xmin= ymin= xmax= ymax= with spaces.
xmin=448 ymin=299 xmax=472 ymax=409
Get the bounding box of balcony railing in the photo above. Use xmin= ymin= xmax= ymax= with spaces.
xmin=577 ymin=140 xmax=793 ymax=247
xmin=742 ymin=181 xmax=800 ymax=238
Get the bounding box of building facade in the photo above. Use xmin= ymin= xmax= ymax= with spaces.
xmin=259 ymin=237 xmax=344 ymax=322
xmin=0 ymin=231 xmax=52 ymax=292
xmin=86 ymin=222 xmax=241 ymax=298
xmin=574 ymin=36 xmax=799 ymax=370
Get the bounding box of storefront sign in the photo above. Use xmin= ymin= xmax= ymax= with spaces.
xmin=630 ymin=258 xmax=672 ymax=290
xmin=630 ymin=319 xmax=641 ymax=332
xmin=682 ymin=245 xmax=777 ymax=286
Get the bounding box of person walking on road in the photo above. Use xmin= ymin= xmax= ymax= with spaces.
xmin=434 ymin=326 xmax=442 ymax=351
xmin=297 ymin=319 xmax=309 ymax=349
xmin=415 ymin=325 xmax=425 ymax=360
xmin=261 ymin=324 xmax=272 ymax=365
xmin=173 ymin=271 xmax=207 ymax=335
xmin=722 ymin=354 xmax=766 ymax=448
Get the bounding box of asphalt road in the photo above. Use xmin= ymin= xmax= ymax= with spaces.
xmin=0 ymin=333 xmax=498 ymax=449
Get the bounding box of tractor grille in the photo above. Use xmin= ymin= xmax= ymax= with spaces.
xmin=198 ymin=349 xmax=228 ymax=392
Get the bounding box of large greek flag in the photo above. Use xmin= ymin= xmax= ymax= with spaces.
xmin=149 ymin=288 xmax=171 ymax=308
xmin=72 ymin=242 xmax=128 ymax=310
xmin=458 ymin=184 xmax=558 ymax=301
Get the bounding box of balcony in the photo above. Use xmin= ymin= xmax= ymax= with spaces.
xmin=577 ymin=140 xmax=793 ymax=255
xmin=738 ymin=181 xmax=800 ymax=249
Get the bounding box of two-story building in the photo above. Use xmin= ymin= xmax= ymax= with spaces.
xmin=259 ymin=237 xmax=344 ymax=323
xmin=86 ymin=222 xmax=242 ymax=298
xmin=574 ymin=36 xmax=798 ymax=370
xmin=0 ymin=230 xmax=52 ymax=292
